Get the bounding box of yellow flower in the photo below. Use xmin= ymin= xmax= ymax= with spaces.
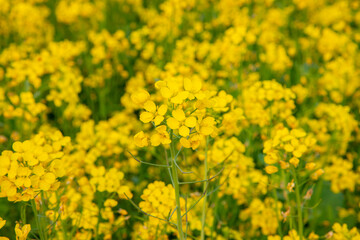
xmin=15 ymin=223 xmax=31 ymax=240
xmin=287 ymin=179 xmax=295 ymax=192
xmin=150 ymin=125 xmax=171 ymax=146
xmin=131 ymin=89 xmax=150 ymax=106
xmin=289 ymin=157 xmax=299 ymax=167
xmin=265 ymin=166 xmax=278 ymax=174
xmin=134 ymin=131 xmax=149 ymax=147
xmin=140 ymin=101 xmax=167 ymax=125
xmin=180 ymin=134 xmax=201 ymax=150
xmin=39 ymin=172 xmax=56 ymax=191
xmin=104 ymin=199 xmax=118 ymax=207
xmin=183 ymin=77 xmax=202 ymax=100
xmin=196 ymin=116 xmax=216 ymax=136
xmin=167 ymin=108 xmax=196 ymax=137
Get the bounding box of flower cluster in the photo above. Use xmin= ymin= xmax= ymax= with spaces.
xmin=263 ymin=124 xmax=318 ymax=174
xmin=0 ymin=130 xmax=70 ymax=202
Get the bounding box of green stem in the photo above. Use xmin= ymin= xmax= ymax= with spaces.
xmin=170 ymin=132 xmax=185 ymax=240
xmin=272 ymin=187 xmax=283 ymax=238
xmin=21 ymin=203 xmax=27 ymax=225
xmin=200 ymin=137 xmax=209 ymax=240
xmin=292 ymin=167 xmax=304 ymax=240
xmin=31 ymin=198 xmax=47 ymax=240
xmin=281 ymin=169 xmax=294 ymax=229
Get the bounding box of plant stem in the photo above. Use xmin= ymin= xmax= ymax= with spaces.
xmin=292 ymin=167 xmax=304 ymax=240
xmin=171 ymin=157 xmax=185 ymax=240
xmin=200 ymin=136 xmax=209 ymax=240
xmin=31 ymin=198 xmax=47 ymax=240
xmin=170 ymin=132 xmax=185 ymax=240
xmin=21 ymin=203 xmax=27 ymax=225
xmin=272 ymin=186 xmax=283 ymax=238
xmin=281 ymin=169 xmax=294 ymax=229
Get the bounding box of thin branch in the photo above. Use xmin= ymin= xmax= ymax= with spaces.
xmin=181 ymin=181 xmax=210 ymax=218
xmin=303 ymin=200 xmax=322 ymax=209
xmin=124 ymin=193 xmax=176 ymax=226
xmin=185 ymin=195 xmax=189 ymax=240
xmin=127 ymin=150 xmax=170 ymax=168
xmin=179 ymin=167 xmax=224 ymax=185
xmin=164 ymin=147 xmax=175 ymax=186
xmin=208 ymin=150 xmax=234 ymax=172
xmin=174 ymin=146 xmax=183 ymax=160
xmin=168 ymin=207 xmax=177 ymax=221
xmin=174 ymin=159 xmax=193 ymax=174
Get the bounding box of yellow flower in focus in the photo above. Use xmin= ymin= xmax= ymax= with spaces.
xmin=150 ymin=125 xmax=171 ymax=146
xmin=180 ymin=134 xmax=201 ymax=150
xmin=140 ymin=101 xmax=167 ymax=125
xmin=167 ymin=108 xmax=196 ymax=137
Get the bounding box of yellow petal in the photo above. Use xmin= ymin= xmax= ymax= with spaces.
xmin=12 ymin=142 xmax=22 ymax=152
xmin=180 ymin=138 xmax=191 ymax=148
xmin=134 ymin=131 xmax=149 ymax=147
xmin=185 ymin=116 xmax=196 ymax=128
xmin=44 ymin=172 xmax=56 ymax=184
xmin=156 ymin=125 xmax=167 ymax=133
xmin=202 ymin=117 xmax=215 ymax=125
xmin=184 ymin=77 xmax=201 ymax=92
xmin=0 ymin=156 xmax=10 ymax=168
xmin=0 ymin=218 xmax=6 ymax=229
xmin=167 ymin=117 xmax=180 ymax=129
xmin=179 ymin=126 xmax=190 ymax=137
xmin=143 ymin=101 xmax=156 ymax=113
xmin=161 ymin=137 xmax=171 ymax=145
xmin=150 ymin=134 xmax=161 ymax=146
xmin=157 ymin=104 xmax=167 ymax=115
xmin=183 ymin=78 xmax=193 ymax=92
xmin=0 ymin=168 xmax=7 ymax=177
xmin=38 ymin=152 xmax=48 ymax=162
xmin=171 ymin=91 xmax=188 ymax=104
xmin=200 ymin=126 xmax=213 ymax=135
xmin=153 ymin=115 xmax=164 ymax=126
xmin=131 ymin=90 xmax=150 ymax=105
xmin=160 ymin=87 xmax=172 ymax=99
xmin=172 ymin=109 xmax=186 ymax=122
xmin=140 ymin=112 xmax=154 ymax=123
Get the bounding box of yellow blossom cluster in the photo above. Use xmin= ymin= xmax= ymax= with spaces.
xmin=241 ymin=198 xmax=282 ymax=236
xmin=263 ymin=124 xmax=318 ymax=174
xmin=0 ymin=130 xmax=70 ymax=201
xmin=0 ymin=0 xmax=360 ymax=239
xmin=241 ymin=80 xmax=296 ymax=127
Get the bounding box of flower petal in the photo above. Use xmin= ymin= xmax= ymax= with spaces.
xmin=167 ymin=117 xmax=180 ymax=129
xmin=179 ymin=126 xmax=190 ymax=137
xmin=140 ymin=112 xmax=154 ymax=123
xmin=143 ymin=101 xmax=156 ymax=113
xmin=185 ymin=116 xmax=196 ymax=128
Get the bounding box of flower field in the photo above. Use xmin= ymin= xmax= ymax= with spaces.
xmin=0 ymin=0 xmax=360 ymax=239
